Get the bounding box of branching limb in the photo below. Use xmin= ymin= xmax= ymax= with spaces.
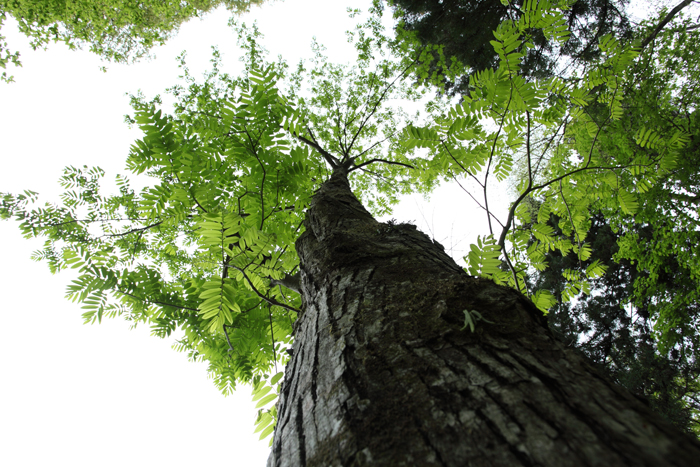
xmin=270 ymin=273 xmax=301 ymax=294
xmin=228 ymin=265 xmax=300 ymax=313
xmin=296 ymin=134 xmax=340 ymax=168
xmin=349 ymin=130 xmax=397 ymax=162
xmin=345 ymin=50 xmax=424 ymax=155
xmin=498 ymin=118 xmax=609 ymax=252
xmin=449 ymin=172 xmax=505 ymax=229
xmin=349 ymin=158 xmax=415 ymax=172
xmin=640 ymin=0 xmax=693 ymax=50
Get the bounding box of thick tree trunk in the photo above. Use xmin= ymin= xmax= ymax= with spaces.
xmin=267 ymin=168 xmax=700 ymax=467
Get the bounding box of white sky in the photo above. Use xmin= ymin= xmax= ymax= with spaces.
xmin=0 ymin=1 xmax=506 ymax=465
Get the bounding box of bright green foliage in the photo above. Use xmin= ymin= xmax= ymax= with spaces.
xmin=0 ymin=0 xmax=265 ymax=82
xmin=465 ymin=235 xmax=503 ymax=280
xmin=1 ymin=18 xmax=434 ymax=441
xmin=399 ymin=1 xmax=693 ymax=319
xmin=3 ymin=62 xmax=304 ymax=399
xmin=2 ymin=61 xmax=301 ymax=435
xmin=252 ymin=370 xmax=283 ymax=443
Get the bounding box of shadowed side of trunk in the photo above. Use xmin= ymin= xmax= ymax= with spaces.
xmin=267 ymin=167 xmax=700 ymax=467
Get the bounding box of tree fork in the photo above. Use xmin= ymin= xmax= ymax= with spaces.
xmin=268 ymin=168 xmax=700 ymax=466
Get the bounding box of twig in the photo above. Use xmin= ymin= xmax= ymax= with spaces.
xmin=349 ymin=158 xmax=415 ymax=172
xmin=229 ymin=265 xmax=300 ymax=313
xmin=117 ymin=289 xmax=199 ymax=313
xmin=640 ymin=0 xmax=693 ymax=50
xmin=345 ymin=50 xmax=425 ymax=155
xmin=559 ymin=180 xmax=583 ymax=270
xmin=268 ymin=303 xmax=278 ymax=373
xmin=449 ymin=172 xmax=505 ymax=228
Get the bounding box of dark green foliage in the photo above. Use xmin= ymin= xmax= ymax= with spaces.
xmin=535 ymin=213 xmax=700 ymax=434
xmin=388 ymin=0 xmax=631 ymax=94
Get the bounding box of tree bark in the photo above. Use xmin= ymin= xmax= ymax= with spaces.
xmin=267 ymin=167 xmax=700 ymax=467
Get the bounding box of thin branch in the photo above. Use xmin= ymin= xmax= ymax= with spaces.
xmin=117 ymin=289 xmax=199 ymax=313
xmin=222 ymin=299 xmax=265 ymax=352
xmin=559 ymin=180 xmax=583 ymax=270
xmin=223 ymin=324 xmax=237 ymax=354
xmin=498 ymin=116 xmax=610 ymax=252
xmin=357 ymin=167 xmax=401 ymax=191
xmin=640 ymin=0 xmax=693 ymax=50
xmin=130 ymin=229 xmax=144 ymax=260
xmin=484 ymin=89 xmax=514 ymax=236
xmin=102 ymin=220 xmax=164 ymax=238
xmin=268 ymin=303 xmax=278 ymax=373
xmin=345 ymin=51 xmax=424 ymax=155
xmin=189 ymin=188 xmax=209 ymax=213
xmin=349 ymin=129 xmax=397 ymax=162
xmin=246 ymin=133 xmax=267 ymax=230
xmin=349 ymin=158 xmax=415 ymax=172
xmin=333 ymin=100 xmax=349 ymax=156
xmin=42 ymin=216 xmax=138 ymax=229
xmin=526 ymin=111 xmax=533 ymax=191
xmin=228 ymin=265 xmax=300 ymax=313
xmin=449 ymin=172 xmax=505 ymax=229
xmin=501 ymin=245 xmax=526 ymax=296
xmin=440 ymin=141 xmax=483 ymax=188
xmin=343 ymin=71 xmax=379 ymax=132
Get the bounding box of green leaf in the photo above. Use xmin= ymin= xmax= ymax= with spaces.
xmin=270 ymin=372 xmax=284 ymax=385
xmin=618 ymin=190 xmax=638 ymax=215
xmin=259 ymin=424 xmax=275 ymax=440
xmin=255 ymin=393 xmax=277 ymax=409
xmin=531 ymin=289 xmax=555 ymax=313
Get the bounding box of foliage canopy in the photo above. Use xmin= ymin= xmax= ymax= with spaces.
xmin=3 ymin=0 xmax=700 ymax=441
xmin=0 ymin=0 xmax=265 ymax=81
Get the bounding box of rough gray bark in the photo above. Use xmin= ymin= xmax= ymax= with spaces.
xmin=267 ymin=167 xmax=700 ymax=467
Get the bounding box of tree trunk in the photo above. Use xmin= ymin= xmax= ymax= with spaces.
xmin=267 ymin=168 xmax=700 ymax=467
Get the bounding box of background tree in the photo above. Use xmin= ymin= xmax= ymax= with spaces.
xmin=0 ymin=0 xmax=265 ymax=82
xmin=520 ymin=2 xmax=700 ymax=433
xmin=533 ymin=212 xmax=700 ymax=433
xmin=385 ymin=0 xmax=632 ymax=94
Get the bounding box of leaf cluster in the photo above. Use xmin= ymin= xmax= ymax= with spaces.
xmin=0 ymin=0 xmax=266 ymax=82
